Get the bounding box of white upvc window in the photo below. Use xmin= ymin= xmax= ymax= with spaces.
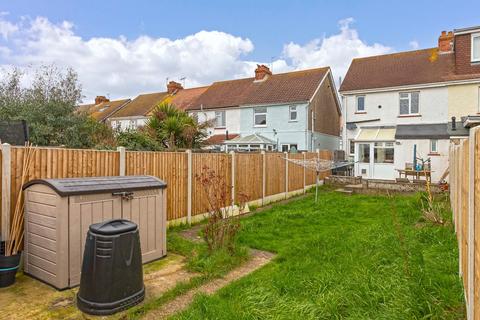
xmin=356 ymin=96 xmax=365 ymax=112
xmin=129 ymin=119 xmax=136 ymax=129
xmin=254 ymin=107 xmax=267 ymax=127
xmin=215 ymin=111 xmax=226 ymax=128
xmin=430 ymin=139 xmax=438 ymax=153
xmin=289 ymin=105 xmax=298 ymax=121
xmin=399 ymin=91 xmax=420 ymax=115
xmin=472 ymin=33 xmax=480 ymax=62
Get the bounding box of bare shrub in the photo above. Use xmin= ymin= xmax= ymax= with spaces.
xmin=196 ymin=165 xmax=249 ymax=254
xmin=420 ymin=171 xmax=446 ymax=226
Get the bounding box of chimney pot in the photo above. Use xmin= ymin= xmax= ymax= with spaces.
xmin=167 ymin=81 xmax=183 ymax=94
xmin=452 ymin=116 xmax=456 ymax=130
xmin=95 ymin=96 xmax=109 ymax=105
xmin=254 ymin=64 xmax=272 ymax=81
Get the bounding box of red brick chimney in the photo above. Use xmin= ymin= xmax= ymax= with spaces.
xmin=254 ymin=64 xmax=272 ymax=81
xmin=95 ymin=96 xmax=109 ymax=105
xmin=167 ymin=81 xmax=183 ymax=94
xmin=438 ymin=31 xmax=454 ymax=53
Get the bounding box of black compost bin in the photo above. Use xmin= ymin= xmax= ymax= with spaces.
xmin=77 ymin=219 xmax=144 ymax=315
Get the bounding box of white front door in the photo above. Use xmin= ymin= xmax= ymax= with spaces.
xmin=355 ymin=143 xmax=372 ymax=178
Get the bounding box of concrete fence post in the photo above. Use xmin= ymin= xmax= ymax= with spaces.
xmin=262 ymin=150 xmax=266 ymax=205
xmin=230 ymin=151 xmax=235 ymax=207
xmin=186 ymin=149 xmax=192 ymax=225
xmin=1 ymin=143 xmax=11 ymax=242
xmin=285 ymin=152 xmax=288 ymax=199
xmin=302 ymin=152 xmax=306 ymax=193
xmin=117 ymin=146 xmax=126 ymax=176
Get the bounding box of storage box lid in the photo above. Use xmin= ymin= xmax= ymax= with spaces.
xmin=89 ymin=219 xmax=137 ymax=235
xmin=23 ymin=175 xmax=167 ymax=196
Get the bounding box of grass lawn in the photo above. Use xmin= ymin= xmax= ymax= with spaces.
xmin=169 ymin=189 xmax=465 ymax=319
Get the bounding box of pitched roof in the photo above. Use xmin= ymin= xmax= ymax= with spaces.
xmin=339 ymin=48 xmax=456 ymax=92
xmin=224 ymin=133 xmax=276 ymax=144
xmin=170 ymin=86 xmax=209 ymax=110
xmin=110 ymin=92 xmax=169 ymax=118
xmin=206 ymin=133 xmax=239 ymax=145
xmin=77 ymin=98 xmax=131 ymax=122
xmin=188 ymin=67 xmax=330 ymax=110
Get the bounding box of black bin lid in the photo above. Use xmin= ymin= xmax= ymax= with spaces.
xmin=89 ymin=219 xmax=137 ymax=235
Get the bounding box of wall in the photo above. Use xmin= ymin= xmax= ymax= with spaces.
xmin=311 ymin=132 xmax=340 ymax=151
xmin=343 ymin=86 xmax=449 ymax=142
xmin=448 ymin=83 xmax=480 ymax=118
xmin=454 ymin=33 xmax=480 ymax=75
xmin=239 ymin=103 xmax=309 ymax=150
xmin=394 ymin=138 xmax=450 ymax=182
xmin=110 ymin=117 xmax=148 ymax=131
xmin=195 ymin=108 xmax=241 ymax=137
xmin=308 ymin=74 xmax=342 ymax=137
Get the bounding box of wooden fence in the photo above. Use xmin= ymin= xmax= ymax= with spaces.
xmin=0 ymin=144 xmax=332 ymax=239
xmin=449 ymin=126 xmax=480 ymax=320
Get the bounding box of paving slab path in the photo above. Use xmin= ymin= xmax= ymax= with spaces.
xmin=144 ymin=249 xmax=275 ymax=319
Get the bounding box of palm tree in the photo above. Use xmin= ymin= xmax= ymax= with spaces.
xmin=146 ymin=102 xmax=211 ymax=149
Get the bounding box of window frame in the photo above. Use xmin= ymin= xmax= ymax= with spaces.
xmin=349 ymin=139 xmax=355 ymax=155
xmin=253 ymin=107 xmax=267 ymax=127
xmin=399 ymin=91 xmax=420 ymax=115
xmin=430 ymin=139 xmax=438 ymax=154
xmin=472 ymin=33 xmax=480 ymax=63
xmin=356 ymin=95 xmax=366 ymax=113
xmin=289 ymin=105 xmax=298 ymax=122
xmin=214 ymin=110 xmax=226 ymax=128
xmin=373 ymin=142 xmax=394 ymax=164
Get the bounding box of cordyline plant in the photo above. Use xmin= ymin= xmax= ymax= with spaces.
xmin=196 ymin=164 xmax=249 ymax=254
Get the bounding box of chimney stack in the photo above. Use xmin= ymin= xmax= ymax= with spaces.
xmin=167 ymin=81 xmax=183 ymax=94
xmin=451 ymin=116 xmax=456 ymax=131
xmin=254 ymin=64 xmax=272 ymax=81
xmin=438 ymin=30 xmax=454 ymax=53
xmin=95 ymin=96 xmax=109 ymax=105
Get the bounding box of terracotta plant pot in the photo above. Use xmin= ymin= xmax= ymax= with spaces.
xmin=0 ymin=241 xmax=21 ymax=288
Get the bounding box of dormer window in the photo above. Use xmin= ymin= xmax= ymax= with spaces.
xmin=472 ymin=33 xmax=480 ymax=62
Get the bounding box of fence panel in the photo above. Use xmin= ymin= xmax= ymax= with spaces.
xmin=235 ymin=153 xmax=263 ymax=202
xmin=191 ymin=153 xmax=232 ymax=216
xmin=265 ymin=153 xmax=286 ymax=197
xmin=288 ymin=153 xmax=304 ymax=192
xmin=9 ymin=147 xmax=119 ymax=221
xmin=125 ymin=151 xmax=188 ymax=221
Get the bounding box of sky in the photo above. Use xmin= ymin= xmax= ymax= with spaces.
xmin=0 ymin=0 xmax=479 ymax=103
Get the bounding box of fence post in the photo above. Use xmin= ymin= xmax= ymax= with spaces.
xmin=117 ymin=146 xmax=126 ymax=176
xmin=230 ymin=151 xmax=235 ymax=207
xmin=285 ymin=152 xmax=288 ymax=199
xmin=302 ymin=152 xmax=306 ymax=193
xmin=1 ymin=143 xmax=11 ymax=242
xmin=262 ymin=150 xmax=266 ymax=205
xmin=468 ymin=128 xmax=477 ymax=320
xmin=186 ymin=149 xmax=192 ymax=225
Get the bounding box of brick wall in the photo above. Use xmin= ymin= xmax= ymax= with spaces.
xmin=455 ymin=33 xmax=480 ymax=75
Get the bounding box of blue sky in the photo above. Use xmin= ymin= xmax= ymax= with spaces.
xmin=0 ymin=0 xmax=479 ymax=101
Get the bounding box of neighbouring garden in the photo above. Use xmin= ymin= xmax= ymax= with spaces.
xmin=137 ymin=188 xmax=464 ymax=319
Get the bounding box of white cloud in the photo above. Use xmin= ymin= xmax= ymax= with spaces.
xmin=0 ymin=12 xmax=18 ymax=40
xmin=409 ymin=40 xmax=420 ymax=50
xmin=282 ymin=18 xmax=392 ymax=83
xmin=0 ymin=15 xmax=391 ymax=102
